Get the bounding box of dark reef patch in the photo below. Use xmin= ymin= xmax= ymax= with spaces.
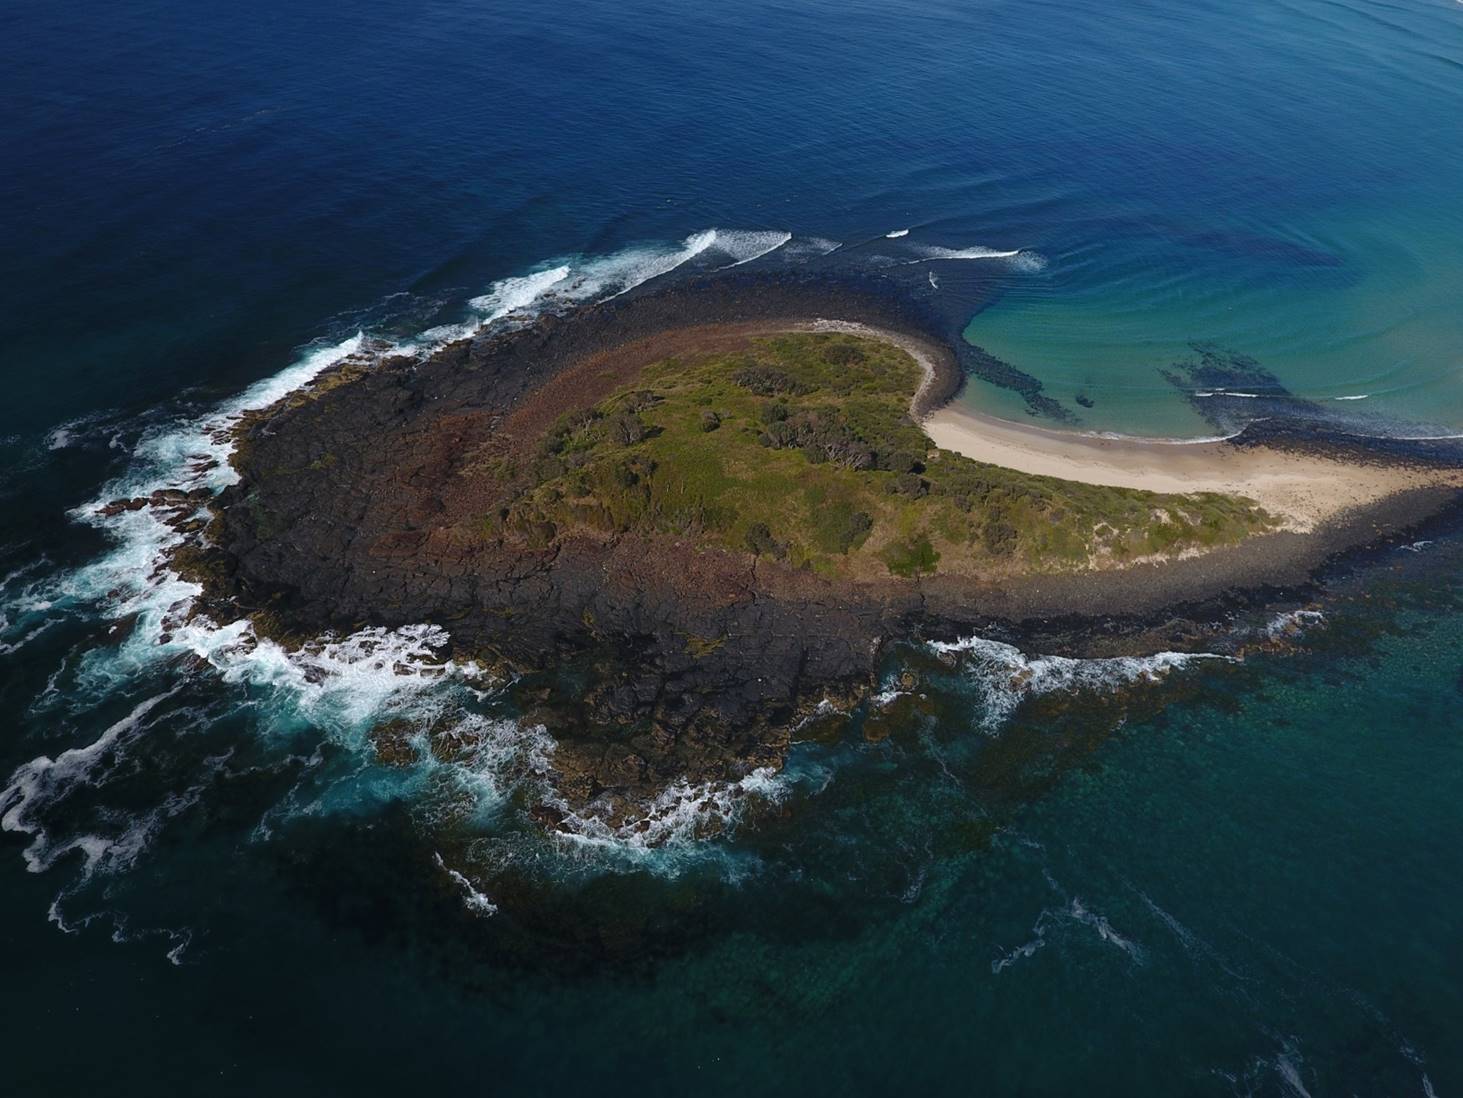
xmin=961 ymin=342 xmax=1078 ymax=423
xmin=1162 ymin=342 xmax=1463 ymax=459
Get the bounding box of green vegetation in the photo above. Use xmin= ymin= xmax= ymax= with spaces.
xmin=483 ymin=333 xmax=1273 ymax=578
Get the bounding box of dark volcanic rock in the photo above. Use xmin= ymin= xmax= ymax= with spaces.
xmin=195 ymin=273 xmax=962 ymax=814
xmin=186 ymin=271 xmax=1463 ymax=820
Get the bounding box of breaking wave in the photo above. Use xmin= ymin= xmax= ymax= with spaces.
xmin=407 ymin=227 xmax=804 ymax=347
xmin=928 ymin=634 xmax=1231 ymax=730
xmin=550 ymin=767 xmax=791 ymax=857
xmin=710 ymin=229 xmax=794 ymax=269
xmin=904 ymin=243 xmax=1047 ymax=271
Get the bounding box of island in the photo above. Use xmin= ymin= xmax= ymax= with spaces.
xmin=170 ymin=274 xmax=1463 ymax=830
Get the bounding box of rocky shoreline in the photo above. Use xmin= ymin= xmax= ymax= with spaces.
xmin=159 ymin=270 xmax=1463 ymax=823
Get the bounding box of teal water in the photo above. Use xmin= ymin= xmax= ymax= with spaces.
xmin=952 ymin=0 xmax=1463 ymax=437
xmin=4 ymin=0 xmax=1463 ymax=1093
xmin=965 ymin=201 xmax=1463 ymax=438
xmin=4 ymin=545 xmax=1459 ymax=1094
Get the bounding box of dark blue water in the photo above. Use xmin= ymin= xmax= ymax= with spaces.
xmin=4 ymin=1 xmax=1463 ymax=1093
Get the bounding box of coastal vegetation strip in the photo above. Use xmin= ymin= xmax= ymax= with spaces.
xmin=922 ymin=404 xmax=1463 ymax=532
xmin=479 ymin=332 xmax=1274 ymax=579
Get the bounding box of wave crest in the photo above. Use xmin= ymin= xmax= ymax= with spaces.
xmin=929 ymin=634 xmax=1230 ymax=729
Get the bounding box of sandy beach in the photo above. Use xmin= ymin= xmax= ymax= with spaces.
xmin=794 ymin=318 xmax=1463 ymax=532
xmin=923 ymin=405 xmax=1463 ymax=531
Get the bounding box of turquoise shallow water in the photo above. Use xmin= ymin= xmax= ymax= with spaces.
xmin=964 ymin=201 xmax=1463 ymax=437
xmin=3 ymin=0 xmax=1463 ymax=1093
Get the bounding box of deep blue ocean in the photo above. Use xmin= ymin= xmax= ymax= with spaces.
xmin=3 ymin=1 xmax=1463 ymax=1093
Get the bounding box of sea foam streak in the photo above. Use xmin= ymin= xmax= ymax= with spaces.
xmin=992 ymin=892 xmax=1145 ymax=974
xmin=1 ymin=691 xmax=179 ymax=874
xmin=929 ymin=634 xmax=1230 ymax=730
xmin=779 ymin=236 xmax=843 ymax=260
xmin=904 ymin=243 xmax=1048 ymax=271
xmin=916 ymin=244 xmax=1019 ymax=260
xmin=434 ymin=853 xmax=499 ymax=917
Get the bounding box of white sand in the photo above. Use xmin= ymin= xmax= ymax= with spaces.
xmin=796 ymin=319 xmax=1462 ymax=531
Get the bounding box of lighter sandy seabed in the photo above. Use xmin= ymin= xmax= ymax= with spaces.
xmin=796 ymin=319 xmax=1463 ymax=531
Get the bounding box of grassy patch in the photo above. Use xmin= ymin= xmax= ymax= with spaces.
xmin=482 ymin=333 xmax=1273 ymax=577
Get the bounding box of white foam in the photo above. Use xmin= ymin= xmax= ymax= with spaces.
xmin=993 ymin=875 xmax=1145 ymax=975
xmin=905 ymin=244 xmax=1047 ymax=272
xmin=165 ymin=931 xmax=193 ymax=965
xmin=991 ymin=933 xmax=1045 ymax=973
xmin=1068 ymin=896 xmax=1146 ymax=963
xmin=886 ymin=228 xmax=910 ymax=239
xmin=1076 ymin=427 xmax=1245 ymax=444
xmin=787 ymin=236 xmax=842 ymax=259
xmin=790 ymin=696 xmax=846 ymax=735
xmin=434 ymin=853 xmax=498 ymax=917
xmin=928 ymin=271 xmax=939 ymax=290
xmin=182 ymin=624 xmax=474 ymax=728
xmin=455 ymin=227 xmax=778 ymax=322
xmin=8 ymin=346 xmax=487 ymax=756
xmin=602 ymin=228 xmax=719 ymax=298
xmin=1275 ymin=1043 xmax=1314 ymax=1098
xmin=710 ymin=229 xmax=793 ymax=269
xmin=1264 ymin=608 xmax=1325 ymax=641
xmin=2 ymin=325 xmax=519 ymax=815
xmin=1 ymin=690 xmax=177 ymax=874
xmin=467 ymin=264 xmax=572 ymax=318
xmin=422 ymin=714 xmax=555 ymax=821
xmin=551 ymin=766 xmax=789 ymax=854
xmin=916 ymin=244 xmax=1021 ymax=261
xmin=46 ymin=419 xmax=86 ymax=451
xmin=929 ymin=634 xmax=1230 ymax=730
xmin=1333 ymin=394 xmax=1371 ymax=401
